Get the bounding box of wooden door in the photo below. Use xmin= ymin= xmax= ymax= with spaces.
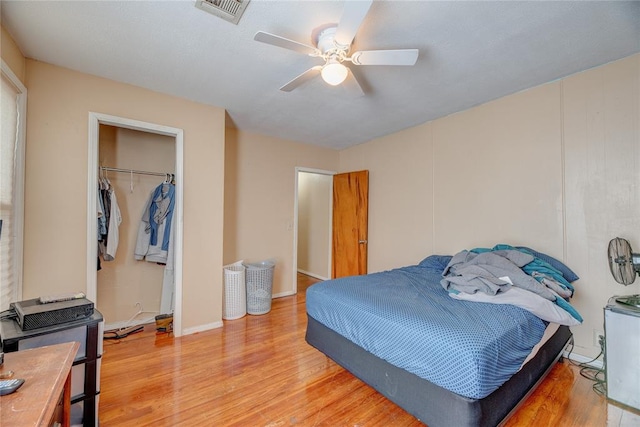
xmin=332 ymin=170 xmax=369 ymax=278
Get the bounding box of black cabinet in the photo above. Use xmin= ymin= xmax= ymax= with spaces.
xmin=0 ymin=310 xmax=103 ymax=426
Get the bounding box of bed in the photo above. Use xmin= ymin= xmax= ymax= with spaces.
xmin=305 ymin=246 xmax=580 ymax=426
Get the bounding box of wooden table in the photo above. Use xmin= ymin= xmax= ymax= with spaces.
xmin=1 ymin=341 xmax=79 ymax=427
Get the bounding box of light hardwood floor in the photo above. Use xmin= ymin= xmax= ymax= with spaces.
xmin=99 ymin=273 xmax=613 ymax=426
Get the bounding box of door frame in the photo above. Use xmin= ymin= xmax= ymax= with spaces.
xmin=293 ymin=167 xmax=335 ymax=293
xmin=86 ymin=112 xmax=185 ymax=336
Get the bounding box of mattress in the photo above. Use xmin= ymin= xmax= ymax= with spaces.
xmin=306 ymin=314 xmax=571 ymax=427
xmin=305 ymin=256 xmax=549 ymax=399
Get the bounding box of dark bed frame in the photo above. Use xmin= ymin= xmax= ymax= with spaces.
xmin=306 ymin=315 xmax=572 ymax=427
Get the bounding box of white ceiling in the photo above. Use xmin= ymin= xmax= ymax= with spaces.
xmin=2 ymin=1 xmax=639 ymax=150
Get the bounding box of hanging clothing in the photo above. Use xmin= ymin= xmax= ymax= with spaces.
xmin=100 ymin=182 xmax=111 ymax=239
xmin=149 ymin=183 xmax=175 ymax=251
xmin=104 ymin=188 xmax=122 ymax=261
xmin=97 ymin=187 xmax=106 ymax=271
xmin=97 ymin=180 xmax=121 ymax=262
xmin=160 ymin=221 xmax=176 ymax=314
xmin=97 ymin=188 xmax=106 ymax=239
xmin=135 ymin=182 xmax=175 ymax=264
xmin=135 ymin=180 xmax=176 ymax=315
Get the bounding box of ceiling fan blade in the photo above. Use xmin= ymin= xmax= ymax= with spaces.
xmin=254 ymin=31 xmax=319 ymax=56
xmin=351 ymin=49 xmax=419 ymax=66
xmin=342 ymin=69 xmax=364 ymax=97
xmin=280 ymin=66 xmax=322 ymax=92
xmin=334 ymin=0 xmax=373 ymax=47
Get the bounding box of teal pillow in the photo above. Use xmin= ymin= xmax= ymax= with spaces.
xmin=516 ymin=246 xmax=579 ymax=283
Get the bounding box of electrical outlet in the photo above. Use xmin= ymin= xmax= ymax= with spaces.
xmin=593 ymin=329 xmax=604 ymax=347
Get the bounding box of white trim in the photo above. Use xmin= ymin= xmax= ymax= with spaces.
xmin=87 ymin=116 xmax=99 ymax=303
xmin=87 ymin=112 xmax=185 ymax=336
xmin=272 ymin=290 xmax=295 ymax=298
xmin=1 ymin=59 xmax=27 ymax=304
xmin=104 ymin=317 xmax=156 ymax=332
xmin=293 ymin=167 xmax=336 ymax=294
xmin=297 ymin=269 xmax=328 ymax=281
xmin=563 ymin=351 xmax=604 ymax=369
xmin=182 ymin=321 xmax=223 ymax=336
xmin=293 ymin=171 xmax=299 ymax=294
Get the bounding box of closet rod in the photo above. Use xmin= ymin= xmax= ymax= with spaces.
xmin=100 ymin=166 xmax=172 ymax=177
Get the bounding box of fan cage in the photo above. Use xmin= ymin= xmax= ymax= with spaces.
xmin=608 ymin=237 xmax=640 ymax=285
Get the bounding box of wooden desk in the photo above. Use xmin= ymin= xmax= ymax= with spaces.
xmin=1 ymin=341 xmax=79 ymax=427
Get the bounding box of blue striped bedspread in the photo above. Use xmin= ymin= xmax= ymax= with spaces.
xmin=305 ymin=256 xmax=547 ymax=399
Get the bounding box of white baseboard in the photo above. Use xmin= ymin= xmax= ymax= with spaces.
xmin=106 ymin=318 xmax=248 ymax=337
xmin=182 ymin=321 xmax=223 ymax=336
xmin=273 ymin=290 xmax=295 ymax=298
xmin=563 ymin=350 xmax=604 ymax=369
xmin=297 ymin=269 xmax=328 ymax=281
xmin=105 ymin=316 xmax=156 ymax=332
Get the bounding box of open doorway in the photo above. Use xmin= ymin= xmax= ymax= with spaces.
xmin=86 ymin=113 xmax=185 ymax=336
xmin=293 ymin=167 xmax=334 ymax=293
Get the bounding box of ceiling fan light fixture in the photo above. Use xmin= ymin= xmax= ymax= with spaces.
xmin=254 ymin=0 xmax=419 ymax=93
xmin=321 ymin=60 xmax=348 ymax=86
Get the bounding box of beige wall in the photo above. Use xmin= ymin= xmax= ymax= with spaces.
xmin=297 ymin=172 xmax=332 ymax=279
xmin=224 ymin=128 xmax=338 ymax=296
xmin=98 ymin=126 xmax=175 ymax=326
xmin=339 ymin=53 xmax=640 ymax=358
xmin=432 ymin=81 xmax=564 ymax=255
xmin=339 ymin=124 xmax=435 ymax=271
xmin=563 ymin=54 xmax=640 ymax=356
xmin=23 ymin=60 xmax=225 ymax=331
xmin=1 ymin=26 xmax=26 ymax=83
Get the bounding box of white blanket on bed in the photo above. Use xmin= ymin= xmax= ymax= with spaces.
xmin=449 ymin=280 xmax=581 ymax=326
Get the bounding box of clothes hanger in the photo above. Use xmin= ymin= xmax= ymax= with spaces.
xmin=104 ymin=169 xmax=111 ymax=190
xmin=99 ymin=167 xmax=108 ymax=190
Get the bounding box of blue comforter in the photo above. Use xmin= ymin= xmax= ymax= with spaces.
xmin=305 ymin=255 xmax=547 ymax=399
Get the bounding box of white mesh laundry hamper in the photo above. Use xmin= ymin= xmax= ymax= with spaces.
xmin=223 ymin=260 xmax=246 ymax=320
xmin=245 ymin=260 xmax=275 ymax=315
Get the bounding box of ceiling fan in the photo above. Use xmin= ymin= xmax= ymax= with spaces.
xmin=253 ymin=0 xmax=419 ymax=94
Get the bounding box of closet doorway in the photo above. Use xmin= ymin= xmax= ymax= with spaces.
xmin=293 ymin=167 xmax=334 ymax=292
xmin=86 ymin=113 xmax=184 ymax=336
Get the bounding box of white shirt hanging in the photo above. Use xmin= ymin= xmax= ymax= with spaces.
xmin=103 ymin=188 xmax=122 ymax=261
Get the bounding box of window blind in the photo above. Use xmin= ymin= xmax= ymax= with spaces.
xmin=1 ymin=64 xmax=26 ymax=311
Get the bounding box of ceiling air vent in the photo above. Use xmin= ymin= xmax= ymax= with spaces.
xmin=195 ymin=0 xmax=250 ymax=25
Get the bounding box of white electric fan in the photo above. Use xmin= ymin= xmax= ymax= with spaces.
xmin=607 ymin=237 xmax=640 ymax=307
